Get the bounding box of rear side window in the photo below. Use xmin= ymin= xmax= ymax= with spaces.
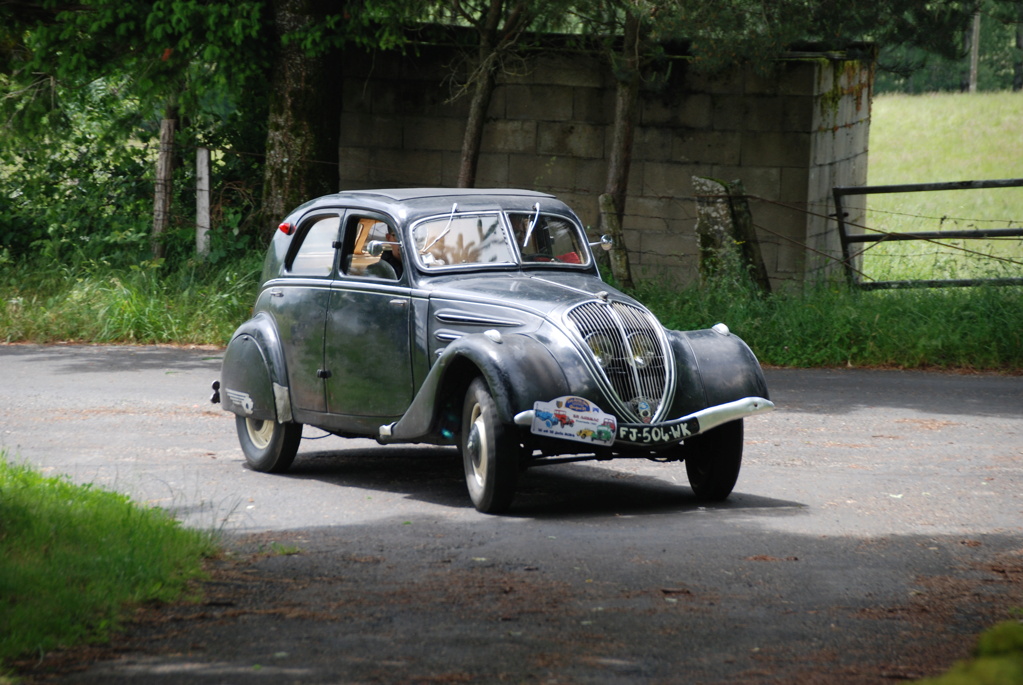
xmin=288 ymin=216 xmax=340 ymax=277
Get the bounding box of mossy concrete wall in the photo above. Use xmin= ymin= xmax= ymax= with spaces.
xmin=339 ymin=45 xmax=872 ymax=288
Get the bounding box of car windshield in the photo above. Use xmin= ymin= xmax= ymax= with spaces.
xmin=507 ymin=212 xmax=588 ymax=265
xmin=411 ymin=210 xmax=588 ymax=269
xmin=412 ymin=213 xmax=515 ymax=268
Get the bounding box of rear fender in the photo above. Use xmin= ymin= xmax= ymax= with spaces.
xmin=220 ymin=313 xmax=292 ymax=423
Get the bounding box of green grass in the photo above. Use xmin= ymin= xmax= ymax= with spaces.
xmin=915 ymin=619 xmax=1023 ymax=685
xmin=634 ymin=276 xmax=1023 ymax=371
xmin=862 ymin=93 xmax=1023 ymax=283
xmin=0 ymin=256 xmax=260 ymax=345
xmin=0 ymin=455 xmax=217 ymax=671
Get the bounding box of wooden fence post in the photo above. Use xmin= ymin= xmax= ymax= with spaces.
xmin=693 ymin=176 xmax=771 ymax=294
xmin=151 ymin=113 xmax=176 ymax=259
xmin=725 ymin=179 xmax=772 ymax=294
xmin=196 ymin=147 xmax=211 ymax=258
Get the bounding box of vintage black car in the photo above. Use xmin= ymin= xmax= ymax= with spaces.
xmin=213 ymin=188 xmax=773 ymax=513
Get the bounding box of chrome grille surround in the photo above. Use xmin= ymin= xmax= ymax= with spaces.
xmin=565 ymin=300 xmax=675 ymax=423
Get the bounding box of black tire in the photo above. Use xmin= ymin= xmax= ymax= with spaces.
xmin=235 ymin=416 xmax=302 ymax=473
xmin=684 ymin=419 xmax=743 ymax=501
xmin=460 ymin=377 xmax=518 ymax=514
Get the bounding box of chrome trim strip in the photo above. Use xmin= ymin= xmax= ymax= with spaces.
xmin=434 ymin=309 xmax=522 ymax=327
xmin=434 ymin=330 xmax=461 ymax=342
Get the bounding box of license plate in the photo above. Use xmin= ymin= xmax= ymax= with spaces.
xmin=616 ymin=418 xmax=700 ymax=445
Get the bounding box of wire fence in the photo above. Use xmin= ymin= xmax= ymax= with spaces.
xmin=833 ymin=179 xmax=1023 ymax=289
xmin=9 ymin=136 xmax=1022 ymax=291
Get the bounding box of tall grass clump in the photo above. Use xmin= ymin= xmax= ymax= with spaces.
xmin=633 ymin=264 xmax=1023 ymax=371
xmin=0 ymin=455 xmax=217 ymax=669
xmin=0 ymin=253 xmax=262 ymax=345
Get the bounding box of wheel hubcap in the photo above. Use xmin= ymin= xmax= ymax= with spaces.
xmin=467 ymin=404 xmax=488 ymax=486
xmin=246 ymin=419 xmax=274 ymax=449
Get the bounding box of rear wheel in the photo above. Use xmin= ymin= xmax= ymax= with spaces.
xmin=460 ymin=378 xmax=517 ymax=514
xmin=684 ymin=419 xmax=743 ymax=501
xmin=235 ymin=416 xmax=302 ymax=473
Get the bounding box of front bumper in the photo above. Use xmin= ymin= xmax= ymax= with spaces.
xmin=514 ymin=396 xmax=774 ymax=448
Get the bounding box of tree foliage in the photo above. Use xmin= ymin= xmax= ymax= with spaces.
xmin=1 ymin=0 xmax=269 ymax=136
xmin=0 ymin=0 xmax=424 ymax=257
xmin=1 ymin=0 xmax=1017 ymax=267
xmin=876 ymin=0 xmax=1023 ymax=91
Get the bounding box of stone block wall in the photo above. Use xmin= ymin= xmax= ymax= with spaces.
xmin=339 ymin=42 xmax=873 ymax=288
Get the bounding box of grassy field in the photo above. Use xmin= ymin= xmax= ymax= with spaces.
xmin=862 ymin=93 xmax=1023 ymax=282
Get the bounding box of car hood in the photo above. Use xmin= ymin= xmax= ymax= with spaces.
xmin=422 ymin=271 xmax=645 ymax=319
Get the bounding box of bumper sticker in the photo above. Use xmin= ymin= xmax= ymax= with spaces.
xmin=531 ymin=396 xmax=617 ymax=447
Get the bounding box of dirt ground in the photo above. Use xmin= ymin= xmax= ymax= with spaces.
xmin=13 ymin=521 xmax=1023 ymax=684
xmin=3 ymin=348 xmax=1022 ymax=684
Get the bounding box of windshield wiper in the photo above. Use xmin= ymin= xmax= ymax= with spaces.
xmin=421 ymin=202 xmax=457 ymax=254
xmin=522 ymin=202 xmax=540 ymax=248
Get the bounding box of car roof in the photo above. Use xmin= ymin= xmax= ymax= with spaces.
xmin=289 ymin=188 xmax=570 ymax=226
xmin=338 ymin=188 xmax=555 ymax=202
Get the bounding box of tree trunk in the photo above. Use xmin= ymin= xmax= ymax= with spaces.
xmin=457 ymin=0 xmax=522 ymax=189
xmin=260 ymin=0 xmax=342 ymax=241
xmin=151 ymin=105 xmax=177 ymax=259
xmin=457 ymin=54 xmax=498 ymax=188
xmin=1014 ymin=12 xmax=1023 ymax=92
xmin=599 ymin=194 xmax=634 ymax=289
xmin=968 ymin=11 xmax=981 ymax=93
xmin=600 ymin=10 xmax=641 ymax=288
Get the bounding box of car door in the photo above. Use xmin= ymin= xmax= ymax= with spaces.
xmin=267 ymin=212 xmax=340 ymax=414
xmin=323 ymin=211 xmax=414 ymax=418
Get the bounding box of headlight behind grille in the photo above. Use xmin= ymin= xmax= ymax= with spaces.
xmin=567 ymin=300 xmax=672 ymax=423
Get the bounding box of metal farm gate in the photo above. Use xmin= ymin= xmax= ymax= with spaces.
xmin=833 ymin=178 xmax=1023 ymax=290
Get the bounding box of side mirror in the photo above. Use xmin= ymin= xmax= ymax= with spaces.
xmin=366 ymin=241 xmax=397 ymax=257
xmin=589 ymin=235 xmax=613 ymax=252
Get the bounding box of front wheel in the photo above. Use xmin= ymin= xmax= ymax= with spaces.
xmin=460 ymin=378 xmax=518 ymax=514
xmin=235 ymin=416 xmax=303 ymax=473
xmin=684 ymin=419 xmax=743 ymax=501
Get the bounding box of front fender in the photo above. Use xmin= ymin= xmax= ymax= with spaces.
xmin=380 ymin=331 xmax=572 ymax=443
xmin=666 ymin=325 xmax=769 ymax=419
xmin=220 ymin=312 xmax=293 ymax=423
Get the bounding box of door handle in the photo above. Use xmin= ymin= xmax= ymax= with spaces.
xmin=270 ymin=288 xmax=284 ymax=298
xmin=389 ymin=299 xmax=408 ymax=307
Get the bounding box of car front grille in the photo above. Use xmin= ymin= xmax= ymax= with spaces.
xmin=566 ymin=300 xmax=672 ymax=423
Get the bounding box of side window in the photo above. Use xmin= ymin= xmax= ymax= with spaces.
xmin=342 ymin=216 xmax=402 ymax=281
xmin=289 ymin=216 xmax=340 ymax=277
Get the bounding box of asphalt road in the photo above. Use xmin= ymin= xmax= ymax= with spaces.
xmin=1 ymin=344 xmax=1021 ymax=684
